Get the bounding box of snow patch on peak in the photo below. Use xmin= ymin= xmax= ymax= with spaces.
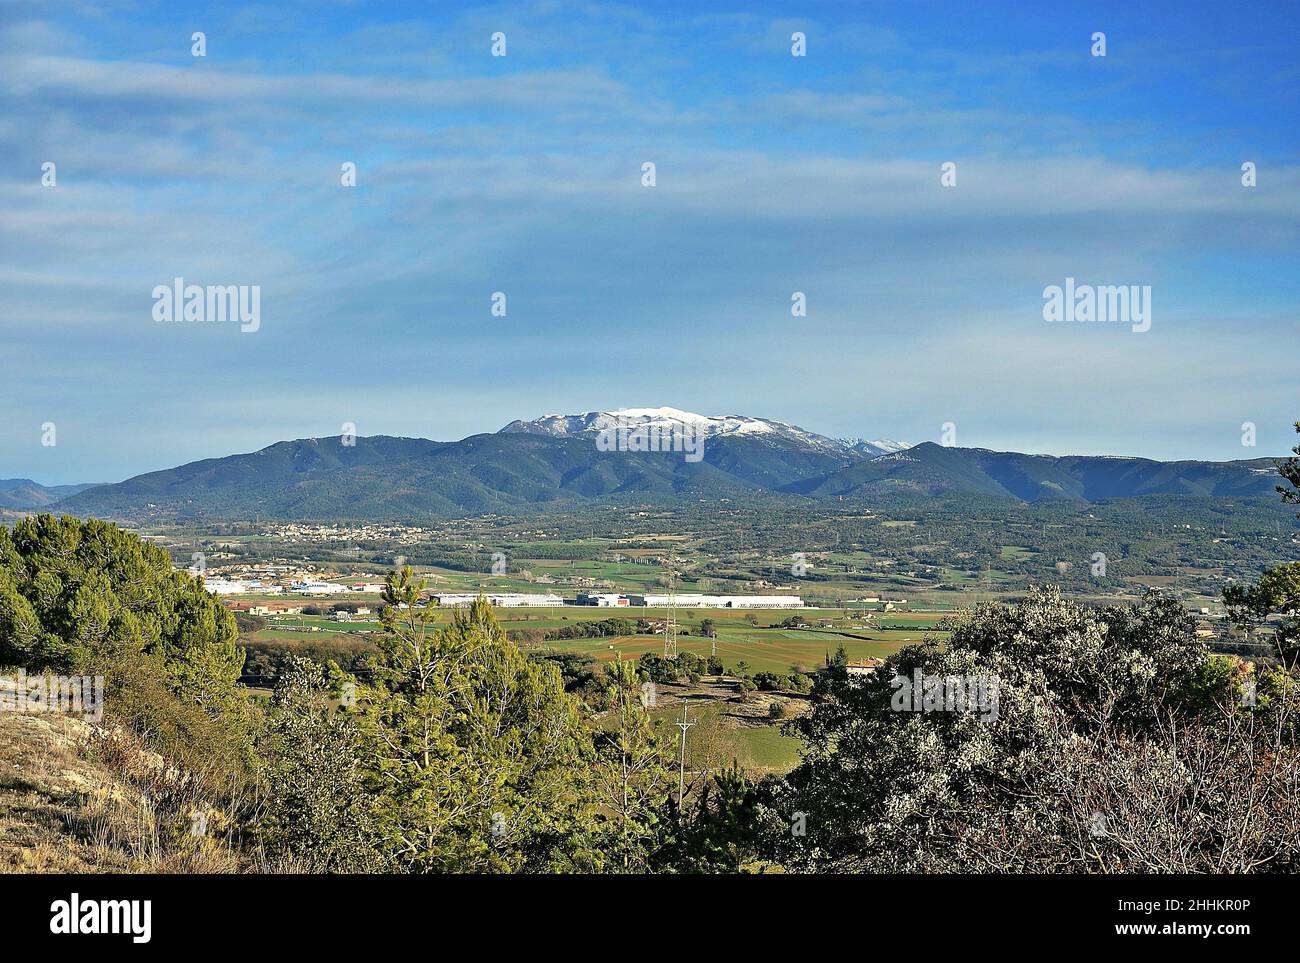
xmin=499 ymin=408 xmax=909 ymax=458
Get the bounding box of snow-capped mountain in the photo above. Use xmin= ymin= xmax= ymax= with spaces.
xmin=55 ymin=409 xmax=1283 ymax=521
xmin=843 ymin=437 xmax=912 ymax=456
xmin=498 ymin=406 xmax=909 ymax=458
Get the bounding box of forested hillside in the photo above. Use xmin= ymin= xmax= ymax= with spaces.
xmin=54 ymin=432 xmax=1283 ymax=522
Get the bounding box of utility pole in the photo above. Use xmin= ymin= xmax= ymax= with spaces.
xmin=676 ymin=702 xmax=695 ymax=809
xmin=664 ymin=553 xmax=678 ymax=659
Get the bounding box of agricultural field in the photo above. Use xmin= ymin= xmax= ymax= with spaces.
xmin=643 ymin=700 xmax=806 ymax=773
xmin=535 ymin=628 xmax=912 ymax=676
xmin=236 ymin=604 xmax=954 ymax=679
xmin=237 ymin=602 xmax=848 ymax=774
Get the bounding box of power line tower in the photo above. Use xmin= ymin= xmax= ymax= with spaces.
xmin=675 ymin=702 xmax=695 ymax=808
xmin=663 ymin=553 xmax=679 ymax=659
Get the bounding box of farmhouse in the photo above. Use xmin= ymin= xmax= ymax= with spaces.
xmin=223 ymin=600 xmax=304 ymax=615
xmin=845 ymin=658 xmax=885 ymax=677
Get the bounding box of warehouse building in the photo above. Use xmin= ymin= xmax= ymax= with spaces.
xmin=433 ymin=593 xmax=566 ymax=608
xmin=641 ymin=594 xmax=804 ymax=609
xmin=577 ymin=593 xmax=634 ymax=606
xmin=577 ymin=593 xmax=803 ymax=609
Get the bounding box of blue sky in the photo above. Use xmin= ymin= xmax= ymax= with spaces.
xmin=2 ymin=0 xmax=1298 ymax=484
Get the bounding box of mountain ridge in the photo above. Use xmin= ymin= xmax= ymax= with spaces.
xmin=782 ymin=442 xmax=1281 ymax=502
xmin=0 ymin=479 xmax=103 ymax=511
xmin=48 ymin=424 xmax=1285 ymax=522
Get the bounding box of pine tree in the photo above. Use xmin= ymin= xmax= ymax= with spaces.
xmin=593 ymin=657 xmax=675 ymax=872
xmin=356 ymin=567 xmax=601 ymax=872
xmin=259 ymin=656 xmax=386 ymax=872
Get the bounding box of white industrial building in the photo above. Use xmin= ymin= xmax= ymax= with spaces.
xmin=641 ymin=594 xmax=804 ymax=609
xmin=291 ymin=581 xmax=350 ymax=595
xmin=433 ymin=593 xmax=566 ymax=608
xmin=579 ymin=593 xmax=633 ymax=607
xmin=202 ymin=578 xmax=248 ymax=595
xmin=576 ymin=593 xmax=803 ymax=609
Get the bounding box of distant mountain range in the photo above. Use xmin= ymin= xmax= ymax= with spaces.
xmin=0 ymin=479 xmax=102 ymax=511
xmin=35 ymin=407 xmax=1287 ymax=521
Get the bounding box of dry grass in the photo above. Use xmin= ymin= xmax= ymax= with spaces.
xmin=0 ymin=712 xmax=243 ymax=874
